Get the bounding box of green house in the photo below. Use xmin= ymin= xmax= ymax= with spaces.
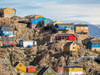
xmin=37 ymin=67 xmax=57 ymax=75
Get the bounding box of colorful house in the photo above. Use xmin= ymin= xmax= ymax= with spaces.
xmin=19 ymin=40 xmax=37 ymax=48
xmin=55 ymin=34 xmax=75 ymax=41
xmin=2 ymin=36 xmax=15 ymax=47
xmin=39 ymin=18 xmax=53 ymax=26
xmin=53 ymin=21 xmax=63 ymax=26
xmin=87 ymin=38 xmax=100 ymax=51
xmin=75 ymin=24 xmax=89 ymax=33
xmin=52 ymin=67 xmax=63 ymax=75
xmin=27 ymin=66 xmax=36 ymax=72
xmin=38 ymin=67 xmax=57 ymax=75
xmin=63 ymin=42 xmax=78 ymax=54
xmin=0 ymin=8 xmax=16 ymax=18
xmin=0 ymin=25 xmax=13 ymax=36
xmin=82 ymin=37 xmax=93 ymax=46
xmin=13 ymin=62 xmax=26 ymax=74
xmin=64 ymin=66 xmax=83 ymax=75
xmin=30 ymin=17 xmax=46 ymax=29
xmin=54 ymin=23 xmax=74 ymax=30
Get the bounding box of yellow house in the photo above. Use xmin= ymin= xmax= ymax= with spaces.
xmin=64 ymin=42 xmax=78 ymax=52
xmin=14 ymin=62 xmax=26 ymax=74
xmin=75 ymin=24 xmax=89 ymax=33
xmin=3 ymin=8 xmax=16 ymax=18
xmin=53 ymin=21 xmax=63 ymax=26
xmin=64 ymin=66 xmax=83 ymax=75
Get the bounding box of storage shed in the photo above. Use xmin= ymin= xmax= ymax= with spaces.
xmin=19 ymin=40 xmax=37 ymax=48
xmin=27 ymin=66 xmax=36 ymax=72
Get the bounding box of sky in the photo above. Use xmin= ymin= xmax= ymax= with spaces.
xmin=0 ymin=0 xmax=100 ymax=24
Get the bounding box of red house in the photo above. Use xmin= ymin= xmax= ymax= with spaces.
xmin=27 ymin=66 xmax=36 ymax=72
xmin=55 ymin=34 xmax=75 ymax=41
xmin=2 ymin=36 xmax=15 ymax=47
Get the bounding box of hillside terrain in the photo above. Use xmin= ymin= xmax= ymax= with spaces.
xmin=0 ymin=16 xmax=100 ymax=75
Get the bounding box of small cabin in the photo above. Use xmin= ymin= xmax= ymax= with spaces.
xmin=87 ymin=38 xmax=100 ymax=51
xmin=38 ymin=67 xmax=57 ymax=75
xmin=13 ymin=62 xmax=26 ymax=74
xmin=82 ymin=37 xmax=93 ymax=46
xmin=2 ymin=36 xmax=15 ymax=47
xmin=52 ymin=67 xmax=63 ymax=75
xmin=39 ymin=18 xmax=53 ymax=27
xmin=54 ymin=23 xmax=74 ymax=30
xmin=53 ymin=21 xmax=63 ymax=26
xmin=64 ymin=42 xmax=78 ymax=53
xmin=0 ymin=8 xmax=16 ymax=18
xmin=0 ymin=25 xmax=13 ymax=36
xmin=19 ymin=40 xmax=37 ymax=48
xmin=55 ymin=34 xmax=75 ymax=41
xmin=75 ymin=24 xmax=89 ymax=34
xmin=30 ymin=17 xmax=46 ymax=29
xmin=64 ymin=66 xmax=83 ymax=75
xmin=27 ymin=66 xmax=36 ymax=73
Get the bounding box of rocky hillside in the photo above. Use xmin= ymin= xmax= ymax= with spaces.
xmin=0 ymin=16 xmax=100 ymax=75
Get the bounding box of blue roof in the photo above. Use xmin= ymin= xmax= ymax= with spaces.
xmin=30 ymin=17 xmax=46 ymax=24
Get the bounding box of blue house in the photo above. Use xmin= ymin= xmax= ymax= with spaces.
xmin=87 ymin=39 xmax=100 ymax=51
xmin=54 ymin=23 xmax=74 ymax=30
xmin=30 ymin=17 xmax=46 ymax=29
xmin=30 ymin=17 xmax=46 ymax=25
xmin=0 ymin=25 xmax=13 ymax=36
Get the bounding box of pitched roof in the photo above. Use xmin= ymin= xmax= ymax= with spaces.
xmin=56 ymin=34 xmax=74 ymax=37
xmin=37 ymin=67 xmax=48 ymax=75
xmin=0 ymin=25 xmax=13 ymax=31
xmin=82 ymin=38 xmax=93 ymax=41
xmin=75 ymin=24 xmax=88 ymax=27
xmin=64 ymin=66 xmax=83 ymax=68
xmin=64 ymin=42 xmax=73 ymax=46
xmin=90 ymin=40 xmax=100 ymax=44
xmin=2 ymin=36 xmax=14 ymax=41
xmin=13 ymin=62 xmax=19 ymax=67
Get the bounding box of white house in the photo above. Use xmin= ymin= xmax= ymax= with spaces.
xmin=19 ymin=40 xmax=37 ymax=48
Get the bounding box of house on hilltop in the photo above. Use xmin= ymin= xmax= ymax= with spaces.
xmin=0 ymin=8 xmax=16 ymax=18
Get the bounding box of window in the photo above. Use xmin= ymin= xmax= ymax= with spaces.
xmin=84 ymin=27 xmax=88 ymax=29
xmin=7 ymin=10 xmax=11 ymax=12
xmin=77 ymin=27 xmax=79 ymax=29
xmin=72 ymin=68 xmax=74 ymax=70
xmin=33 ymin=68 xmax=35 ymax=70
xmin=66 ymin=37 xmax=68 ymax=39
xmin=71 ymin=37 xmax=73 ymax=39
xmin=48 ymin=69 xmax=51 ymax=73
xmin=78 ymin=68 xmax=81 ymax=70
xmin=19 ymin=64 xmax=21 ymax=67
xmin=73 ymin=47 xmax=75 ymax=49
xmin=81 ymin=27 xmax=83 ymax=29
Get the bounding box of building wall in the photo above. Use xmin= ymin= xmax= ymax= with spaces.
xmin=3 ymin=41 xmax=15 ymax=46
xmin=30 ymin=17 xmax=46 ymax=25
xmin=15 ymin=63 xmax=26 ymax=74
xmin=63 ymin=46 xmax=70 ymax=51
xmin=54 ymin=25 xmax=74 ymax=30
xmin=70 ymin=43 xmax=78 ymax=51
xmin=27 ymin=66 xmax=36 ymax=72
xmin=68 ymin=35 xmax=75 ymax=41
xmin=75 ymin=26 xmax=89 ymax=33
